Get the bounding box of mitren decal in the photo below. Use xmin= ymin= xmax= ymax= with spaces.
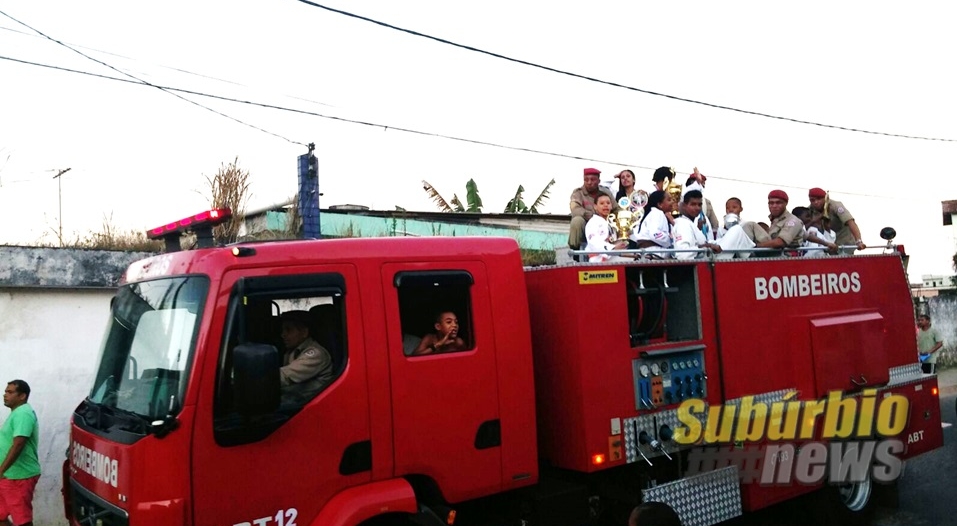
xmin=579 ymin=270 xmax=619 ymax=285
xmin=754 ymin=272 xmax=861 ymax=300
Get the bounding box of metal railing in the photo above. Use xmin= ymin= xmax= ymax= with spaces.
xmin=568 ymin=241 xmax=901 ymax=262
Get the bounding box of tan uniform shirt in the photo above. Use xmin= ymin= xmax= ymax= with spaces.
xmin=280 ymin=337 xmax=334 ymax=405
xmin=825 ymin=200 xmax=857 ymax=246
xmin=768 ymin=211 xmax=806 ymax=248
xmin=570 ymin=186 xmax=617 ymax=221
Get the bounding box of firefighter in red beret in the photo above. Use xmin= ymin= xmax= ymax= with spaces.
xmin=756 ymin=189 xmax=806 ymax=249
xmin=568 ymin=168 xmax=617 ymax=249
xmin=715 ymin=190 xmax=805 ymax=255
xmin=807 ymin=187 xmax=865 ymax=252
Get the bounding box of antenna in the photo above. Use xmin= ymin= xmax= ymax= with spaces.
xmin=52 ymin=168 xmax=73 ymax=246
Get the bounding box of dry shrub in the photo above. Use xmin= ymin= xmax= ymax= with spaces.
xmin=284 ymin=200 xmax=302 ymax=239
xmin=64 ymin=214 xmax=162 ymax=252
xmin=205 ymin=157 xmax=251 ymax=244
xmin=521 ymin=248 xmax=556 ymax=267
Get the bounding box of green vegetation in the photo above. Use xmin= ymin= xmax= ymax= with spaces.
xmin=423 ymin=178 xmax=555 ymax=214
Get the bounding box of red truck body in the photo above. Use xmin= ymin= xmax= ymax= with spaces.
xmin=63 ymin=233 xmax=943 ymax=526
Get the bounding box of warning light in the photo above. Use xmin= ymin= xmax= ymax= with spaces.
xmin=147 ymin=208 xmax=233 ymax=251
xmin=147 ymin=209 xmax=232 ymax=240
xmin=932 ymin=387 xmax=939 ymax=396
xmin=591 ymin=453 xmax=606 ymax=465
xmin=446 ymin=510 xmax=456 ymax=525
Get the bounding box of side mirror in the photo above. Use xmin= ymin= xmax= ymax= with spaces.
xmin=233 ymin=343 xmax=281 ymax=417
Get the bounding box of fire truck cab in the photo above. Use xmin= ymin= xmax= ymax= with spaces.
xmin=63 ymin=211 xmax=943 ymax=526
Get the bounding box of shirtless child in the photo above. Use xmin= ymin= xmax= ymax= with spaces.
xmin=412 ymin=311 xmax=468 ymax=355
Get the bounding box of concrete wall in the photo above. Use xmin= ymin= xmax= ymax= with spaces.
xmin=0 ymin=288 xmax=113 ymax=525
xmin=241 ymin=210 xmax=571 ymax=252
xmin=0 ymin=246 xmax=151 ymax=526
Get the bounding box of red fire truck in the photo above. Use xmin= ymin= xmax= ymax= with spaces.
xmin=62 ymin=209 xmax=943 ymax=526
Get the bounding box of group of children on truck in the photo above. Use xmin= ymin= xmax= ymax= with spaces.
xmin=570 ymin=166 xmax=864 ymax=262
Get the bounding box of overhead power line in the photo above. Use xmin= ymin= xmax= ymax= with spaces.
xmin=0 ymin=54 xmax=640 ymax=165
xmin=0 ymin=54 xmax=912 ymax=202
xmin=293 ymin=0 xmax=957 ymax=144
xmin=1 ymin=23 xmax=334 ymax=108
xmin=0 ymin=9 xmax=304 ymax=146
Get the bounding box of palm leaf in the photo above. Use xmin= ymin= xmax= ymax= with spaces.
xmin=504 ymin=185 xmax=527 ymax=213
xmin=422 ymin=180 xmax=454 ymax=212
xmin=450 ymin=194 xmax=466 ymax=212
xmin=528 ymin=178 xmax=556 ymax=214
xmin=465 ymin=178 xmax=483 ymax=212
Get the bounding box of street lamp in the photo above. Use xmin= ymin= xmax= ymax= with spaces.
xmin=52 ymin=168 xmax=72 ymax=246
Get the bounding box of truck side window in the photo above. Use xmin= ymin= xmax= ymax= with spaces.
xmin=214 ymin=273 xmax=347 ymax=444
xmin=395 ymin=270 xmax=474 ymax=356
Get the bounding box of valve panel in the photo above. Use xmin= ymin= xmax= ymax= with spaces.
xmin=632 ymin=348 xmax=707 ymax=410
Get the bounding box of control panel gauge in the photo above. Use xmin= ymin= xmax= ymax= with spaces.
xmin=639 ymin=364 xmax=650 ymax=377
xmin=651 ymin=363 xmax=661 ymax=376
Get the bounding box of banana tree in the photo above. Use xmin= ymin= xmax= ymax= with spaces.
xmin=423 ymin=178 xmax=555 ymax=214
xmin=422 ymin=179 xmax=483 ymax=213
xmin=504 ymin=178 xmax=555 ymax=214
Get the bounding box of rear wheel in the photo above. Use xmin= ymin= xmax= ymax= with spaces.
xmin=838 ymin=478 xmax=873 ymax=515
xmin=812 ymin=478 xmax=876 ymax=526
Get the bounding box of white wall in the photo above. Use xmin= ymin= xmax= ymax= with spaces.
xmin=0 ymin=288 xmax=113 ymax=526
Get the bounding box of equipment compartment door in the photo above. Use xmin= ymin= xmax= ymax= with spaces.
xmin=810 ymin=311 xmax=889 ymax=396
xmin=383 ymin=262 xmax=504 ymax=502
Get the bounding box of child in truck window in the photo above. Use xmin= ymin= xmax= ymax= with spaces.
xmin=411 ymin=311 xmax=467 ymax=355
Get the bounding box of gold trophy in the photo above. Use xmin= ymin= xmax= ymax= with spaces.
xmin=609 ymin=197 xmax=638 ymax=243
xmin=665 ymin=175 xmax=684 ymax=218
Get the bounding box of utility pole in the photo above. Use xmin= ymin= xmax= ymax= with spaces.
xmin=52 ymin=167 xmax=72 ymax=246
xmin=297 ymin=144 xmax=320 ymax=239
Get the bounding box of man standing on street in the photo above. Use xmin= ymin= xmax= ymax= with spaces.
xmin=0 ymin=380 xmax=40 ymax=526
xmin=569 ymin=168 xmax=616 ymax=249
xmin=917 ymin=314 xmax=944 ymax=374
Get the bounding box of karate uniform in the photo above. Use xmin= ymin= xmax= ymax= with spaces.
xmin=632 ymin=207 xmax=673 ymax=251
xmin=681 ymin=181 xmax=720 ymax=241
xmin=805 ymin=226 xmax=836 ymax=258
xmin=585 ymin=214 xmax=625 ymax=262
xmin=673 ymin=215 xmax=707 ymax=260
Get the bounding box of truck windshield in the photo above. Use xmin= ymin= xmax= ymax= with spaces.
xmin=88 ymin=276 xmax=208 ymax=421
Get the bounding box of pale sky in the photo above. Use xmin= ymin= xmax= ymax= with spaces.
xmin=1 ymin=1 xmax=955 ymax=279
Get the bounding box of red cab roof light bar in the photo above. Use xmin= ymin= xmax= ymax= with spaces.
xmin=147 ymin=208 xmax=233 ymax=252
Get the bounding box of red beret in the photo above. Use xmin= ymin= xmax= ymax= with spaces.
xmin=584 ymin=168 xmax=601 ymax=176
xmin=808 ymin=187 xmax=826 ymax=198
xmin=768 ymin=189 xmax=789 ymax=202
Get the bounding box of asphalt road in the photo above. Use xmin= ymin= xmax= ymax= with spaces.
xmin=722 ymin=393 xmax=956 ymax=526
xmin=872 ymin=392 xmax=957 ymax=526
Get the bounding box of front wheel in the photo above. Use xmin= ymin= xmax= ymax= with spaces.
xmin=812 ymin=478 xmax=877 ymax=526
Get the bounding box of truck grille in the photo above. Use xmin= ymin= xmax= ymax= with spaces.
xmin=70 ymin=479 xmax=129 ymax=526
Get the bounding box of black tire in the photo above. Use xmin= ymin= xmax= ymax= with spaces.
xmin=625 ymin=501 xmax=682 ymax=526
xmin=873 ymin=478 xmax=900 ymax=509
xmin=811 ymin=479 xmax=877 ymax=526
